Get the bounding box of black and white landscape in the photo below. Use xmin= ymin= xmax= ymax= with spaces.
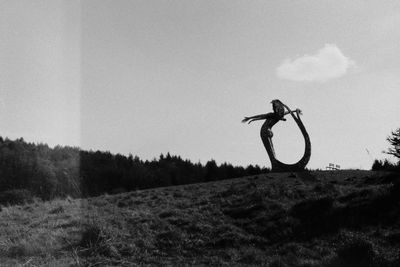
xmin=1 ymin=1 xmax=400 ymax=266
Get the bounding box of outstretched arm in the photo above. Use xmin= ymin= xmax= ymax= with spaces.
xmin=283 ymin=109 xmax=301 ymax=116
xmin=279 ymin=101 xmax=301 ymax=116
xmin=242 ymin=113 xmax=270 ymax=124
xmin=285 ymin=108 xmax=302 ymax=116
xmin=282 ymin=106 xmax=302 ymax=122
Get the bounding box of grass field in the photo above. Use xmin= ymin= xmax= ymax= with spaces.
xmin=0 ymin=170 xmax=399 ymax=266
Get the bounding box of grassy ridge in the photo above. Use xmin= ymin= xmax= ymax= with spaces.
xmin=1 ymin=170 xmax=399 ymax=266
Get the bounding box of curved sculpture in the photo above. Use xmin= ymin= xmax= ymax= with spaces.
xmin=242 ymin=100 xmax=311 ymax=172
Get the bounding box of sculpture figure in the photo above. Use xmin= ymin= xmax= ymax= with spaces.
xmin=242 ymin=99 xmax=311 ymax=172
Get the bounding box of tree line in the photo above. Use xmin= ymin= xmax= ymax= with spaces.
xmin=0 ymin=136 xmax=268 ymax=201
xmin=371 ymin=128 xmax=400 ymax=171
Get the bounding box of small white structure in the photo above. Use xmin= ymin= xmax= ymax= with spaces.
xmin=326 ymin=163 xmax=340 ymax=170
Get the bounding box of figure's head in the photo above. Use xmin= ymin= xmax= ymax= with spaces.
xmin=271 ymin=99 xmax=285 ymax=117
xmin=271 ymin=99 xmax=282 ymax=105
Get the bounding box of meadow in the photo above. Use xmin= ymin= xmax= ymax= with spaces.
xmin=0 ymin=170 xmax=399 ymax=266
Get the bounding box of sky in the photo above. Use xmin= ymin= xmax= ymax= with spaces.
xmin=1 ymin=0 xmax=399 ymax=170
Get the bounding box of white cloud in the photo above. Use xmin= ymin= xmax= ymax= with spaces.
xmin=276 ymin=44 xmax=355 ymax=82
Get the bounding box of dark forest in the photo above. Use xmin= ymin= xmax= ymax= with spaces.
xmin=0 ymin=137 xmax=267 ymax=203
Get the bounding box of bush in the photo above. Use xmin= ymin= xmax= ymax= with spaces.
xmin=0 ymin=189 xmax=33 ymax=206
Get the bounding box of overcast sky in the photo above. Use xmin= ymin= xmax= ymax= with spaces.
xmin=1 ymin=0 xmax=399 ymax=169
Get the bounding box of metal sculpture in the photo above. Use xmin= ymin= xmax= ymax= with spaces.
xmin=242 ymin=100 xmax=311 ymax=172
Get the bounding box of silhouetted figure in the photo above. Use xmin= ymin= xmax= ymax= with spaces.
xmin=242 ymin=99 xmax=311 ymax=172
xmin=242 ymin=99 xmax=295 ymax=134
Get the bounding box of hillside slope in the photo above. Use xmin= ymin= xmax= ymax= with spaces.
xmin=0 ymin=170 xmax=399 ymax=266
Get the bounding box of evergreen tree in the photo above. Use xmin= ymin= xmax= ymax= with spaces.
xmin=386 ymin=128 xmax=400 ymax=161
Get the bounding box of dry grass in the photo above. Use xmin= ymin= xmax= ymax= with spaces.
xmin=0 ymin=170 xmax=399 ymax=266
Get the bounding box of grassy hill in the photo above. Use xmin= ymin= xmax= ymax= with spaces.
xmin=1 ymin=170 xmax=399 ymax=266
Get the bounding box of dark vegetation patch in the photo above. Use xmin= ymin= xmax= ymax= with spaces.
xmin=117 ymin=200 xmax=130 ymax=208
xmin=322 ymin=234 xmax=400 ymax=267
xmin=289 ymin=181 xmax=400 ymax=240
xmin=334 ymin=239 xmax=376 ymax=267
xmin=0 ymin=136 xmax=268 ymax=203
xmin=159 ymin=209 xmax=178 ymax=218
xmin=237 ymin=246 xmax=265 ymax=265
xmin=78 ymin=223 xmax=121 ymax=258
xmin=155 ymin=230 xmax=184 ymax=253
xmin=209 ymin=224 xmax=259 ymax=248
xmin=49 ymin=205 xmax=65 ymax=214
xmin=7 ymin=244 xmax=38 ymax=258
xmin=0 ymin=189 xmax=33 ymax=206
xmin=211 ymin=171 xmax=400 ymax=264
xmin=372 ymin=159 xmax=400 ymax=172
